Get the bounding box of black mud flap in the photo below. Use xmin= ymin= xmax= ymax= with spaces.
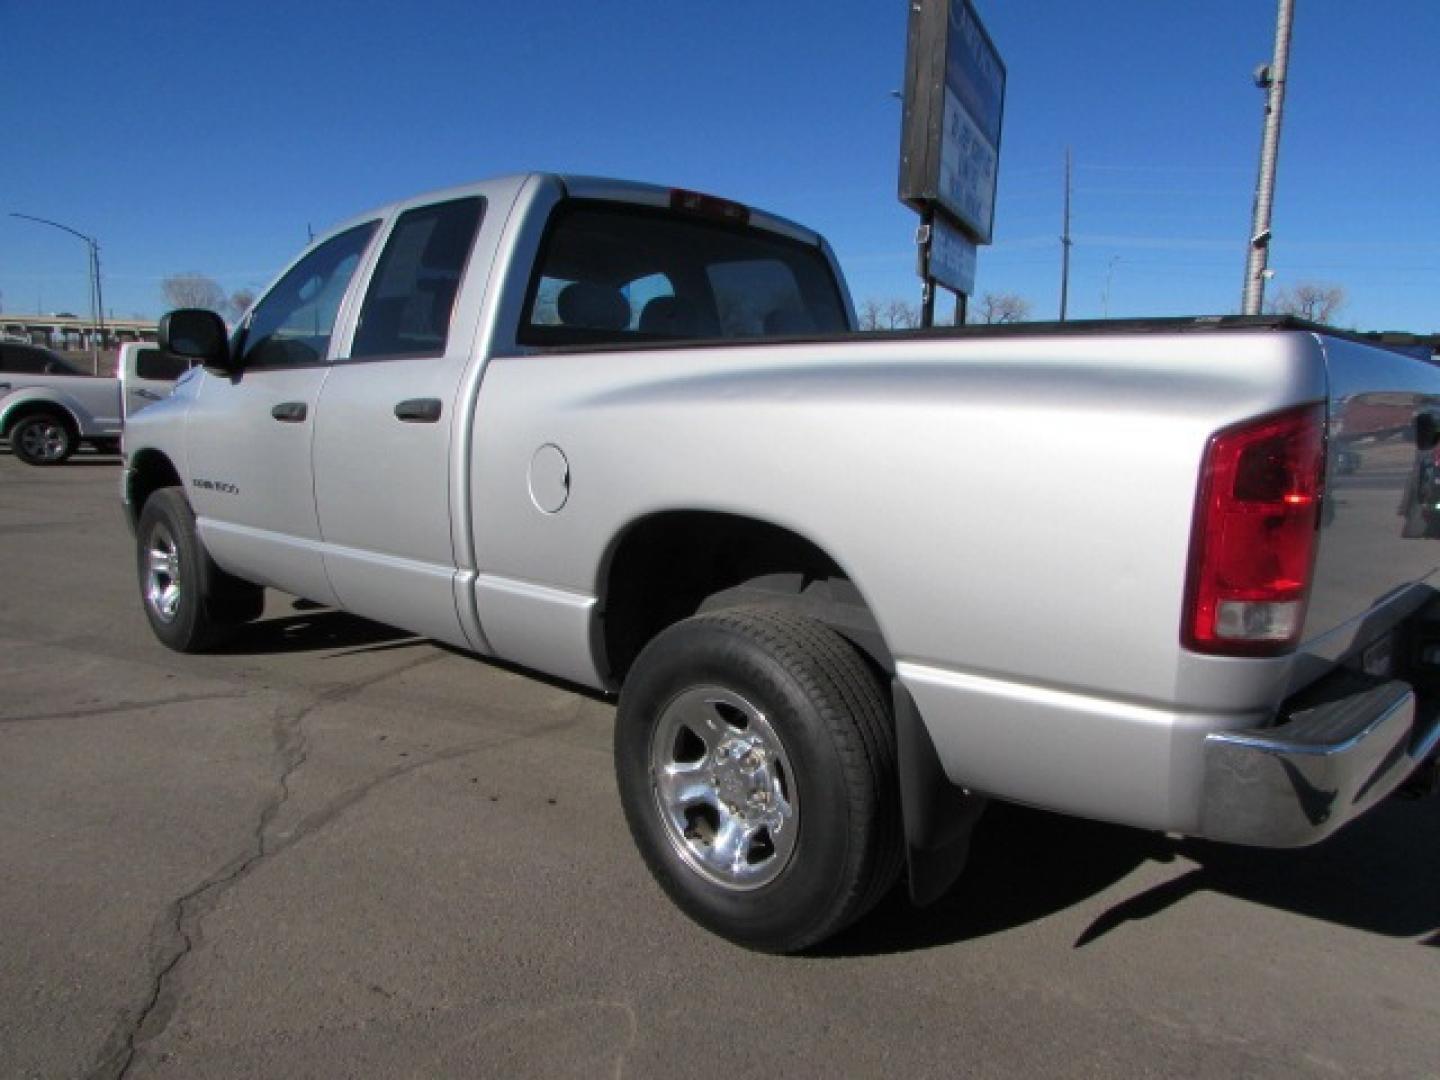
xmin=894 ymin=681 xmax=987 ymax=906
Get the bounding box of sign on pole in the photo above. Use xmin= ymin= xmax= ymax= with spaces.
xmin=928 ymin=216 xmax=977 ymax=298
xmin=899 ymin=0 xmax=1005 ymax=323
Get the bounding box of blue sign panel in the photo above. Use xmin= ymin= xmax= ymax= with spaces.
xmin=900 ymin=0 xmax=1006 ymax=247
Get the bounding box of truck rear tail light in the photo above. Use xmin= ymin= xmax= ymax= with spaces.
xmin=1183 ymin=403 xmax=1326 ymax=656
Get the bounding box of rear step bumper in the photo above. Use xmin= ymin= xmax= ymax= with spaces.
xmin=1199 ymin=678 xmax=1440 ymax=847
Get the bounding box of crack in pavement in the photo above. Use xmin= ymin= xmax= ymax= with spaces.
xmin=0 ymin=691 xmax=249 ymax=727
xmin=85 ymin=653 xmax=447 ymax=1080
xmin=270 ymin=699 xmax=598 ymax=864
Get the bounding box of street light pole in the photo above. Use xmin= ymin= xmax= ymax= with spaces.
xmin=1242 ymin=0 xmax=1296 ymax=316
xmin=10 ymin=212 xmax=106 ymax=373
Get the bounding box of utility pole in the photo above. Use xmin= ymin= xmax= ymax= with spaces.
xmin=1059 ymin=148 xmax=1073 ymax=321
xmin=1242 ymin=0 xmax=1296 ymax=315
xmin=92 ymin=243 xmax=106 ymax=363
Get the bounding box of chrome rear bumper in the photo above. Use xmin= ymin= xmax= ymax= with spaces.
xmin=1200 ymin=678 xmax=1440 ymax=847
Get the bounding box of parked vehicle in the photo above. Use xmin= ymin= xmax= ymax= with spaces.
xmin=122 ymin=173 xmax=1440 ymax=951
xmin=0 ymin=341 xmax=191 ymax=464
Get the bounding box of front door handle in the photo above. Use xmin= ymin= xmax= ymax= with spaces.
xmin=271 ymin=402 xmax=308 ymax=423
xmin=394 ymin=398 xmax=442 ymax=423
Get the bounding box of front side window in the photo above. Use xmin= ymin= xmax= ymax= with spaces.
xmin=241 ymin=222 xmax=378 ymax=369
xmin=518 ymin=202 xmax=848 ymax=347
xmin=351 ymin=197 xmax=484 ymax=359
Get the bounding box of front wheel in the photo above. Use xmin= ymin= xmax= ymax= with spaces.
xmin=615 ymin=607 xmax=902 ymax=953
xmin=136 ymin=488 xmax=263 ymax=652
xmin=10 ymin=413 xmax=75 ymax=465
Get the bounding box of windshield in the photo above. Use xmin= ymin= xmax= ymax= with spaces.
xmin=518 ymin=201 xmax=848 ymax=346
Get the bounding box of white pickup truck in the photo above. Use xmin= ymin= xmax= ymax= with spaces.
xmin=0 ymin=341 xmax=190 ymax=464
xmin=122 ymin=174 xmax=1440 ymax=952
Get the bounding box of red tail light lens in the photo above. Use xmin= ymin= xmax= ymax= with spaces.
xmin=1183 ymin=403 xmax=1326 ymax=656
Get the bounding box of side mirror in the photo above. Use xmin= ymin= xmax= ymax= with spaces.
xmin=159 ymin=309 xmax=235 ymax=375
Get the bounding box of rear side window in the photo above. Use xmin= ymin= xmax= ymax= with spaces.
xmin=134 ymin=349 xmax=191 ymax=381
xmin=518 ymin=202 xmax=848 ymax=347
xmin=351 ymin=197 xmax=484 ymax=359
xmin=241 ymin=221 xmax=379 ymax=369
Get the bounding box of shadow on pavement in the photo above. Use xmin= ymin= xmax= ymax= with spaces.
xmin=819 ymin=794 xmax=1440 ymax=957
xmin=212 ymin=607 xmax=423 ymax=657
xmin=0 ymin=445 xmax=120 ymax=466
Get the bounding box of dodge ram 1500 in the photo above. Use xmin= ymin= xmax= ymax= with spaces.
xmin=122 ymin=174 xmax=1440 ymax=951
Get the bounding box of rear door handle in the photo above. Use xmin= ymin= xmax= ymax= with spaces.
xmin=271 ymin=402 xmax=308 ymax=423
xmin=394 ymin=398 xmax=442 ymax=423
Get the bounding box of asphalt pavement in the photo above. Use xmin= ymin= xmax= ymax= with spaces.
xmin=2 ymin=448 xmax=1437 ymax=1079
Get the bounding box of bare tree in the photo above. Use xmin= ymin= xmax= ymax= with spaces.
xmin=978 ymin=292 xmax=1032 ymax=324
xmin=858 ymin=298 xmax=885 ymax=331
xmin=883 ymin=299 xmax=920 ymax=329
xmin=162 ymin=273 xmax=226 ymax=312
xmin=1268 ymin=282 xmax=1346 ymax=323
xmin=857 ymin=298 xmax=920 ymax=331
xmin=228 ymin=289 xmax=257 ymax=320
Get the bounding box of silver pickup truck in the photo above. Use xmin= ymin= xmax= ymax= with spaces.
xmin=122 ymin=173 xmax=1440 ymax=952
xmin=1 ymin=341 xmax=190 ymax=464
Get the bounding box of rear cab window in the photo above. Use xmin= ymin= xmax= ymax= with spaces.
xmin=517 ymin=201 xmax=848 ymax=348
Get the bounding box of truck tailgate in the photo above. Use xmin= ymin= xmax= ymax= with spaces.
xmin=1301 ymin=335 xmax=1440 ymax=670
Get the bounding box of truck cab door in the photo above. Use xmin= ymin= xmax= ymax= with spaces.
xmin=184 ymin=222 xmax=378 ymax=605
xmin=311 ymin=196 xmax=488 ymax=648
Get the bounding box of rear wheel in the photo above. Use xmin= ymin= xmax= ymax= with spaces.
xmin=615 ymin=607 xmax=902 ymax=952
xmin=136 ymin=488 xmax=263 ymax=652
xmin=10 ymin=413 xmax=75 ymax=465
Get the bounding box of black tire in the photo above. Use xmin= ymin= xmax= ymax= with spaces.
xmin=10 ymin=413 xmax=75 ymax=465
xmin=135 ymin=488 xmax=264 ymax=652
xmin=615 ymin=607 xmax=902 ymax=953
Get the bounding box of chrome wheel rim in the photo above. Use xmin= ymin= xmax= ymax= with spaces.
xmin=18 ymin=420 xmax=68 ymax=462
xmin=650 ymin=686 xmax=798 ymax=890
xmin=144 ymin=523 xmax=182 ymax=624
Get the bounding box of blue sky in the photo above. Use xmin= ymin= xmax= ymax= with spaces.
xmin=2 ymin=1 xmax=1436 ymax=330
